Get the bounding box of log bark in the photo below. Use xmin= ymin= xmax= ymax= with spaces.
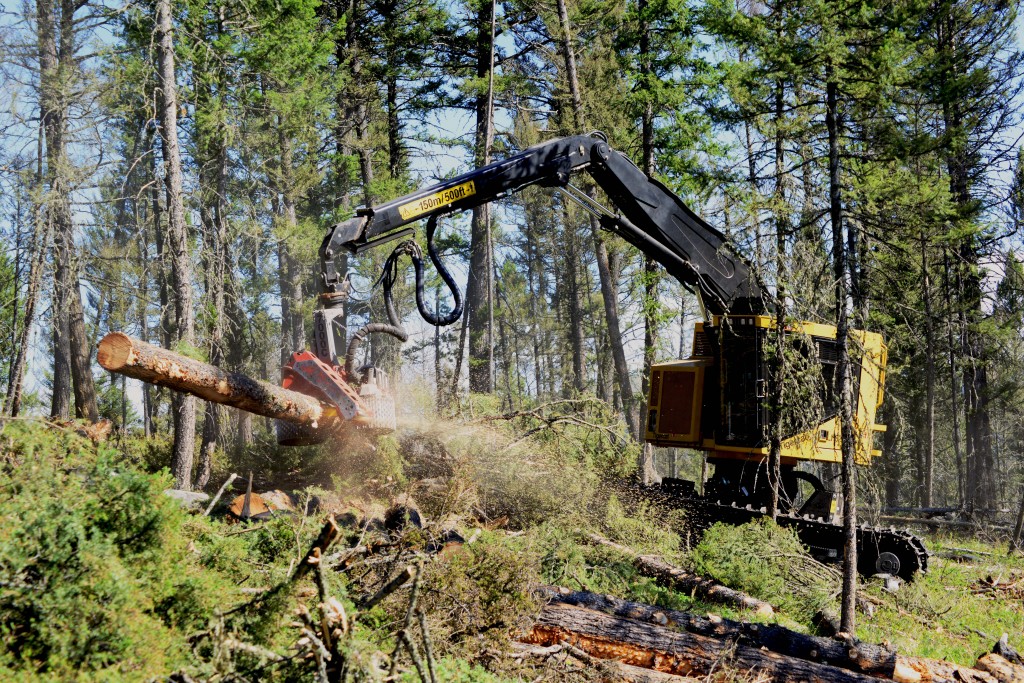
xmin=537 ymin=587 xmax=895 ymax=677
xmin=524 ymin=603 xmax=883 ymax=683
xmin=880 ymin=516 xmax=1012 ymax=532
xmin=975 ymin=653 xmax=1024 ymax=683
xmin=526 ymin=602 xmax=1001 ymax=683
xmin=509 ymin=641 xmax=701 ymax=682
xmin=587 ymin=534 xmax=774 ymax=616
xmin=97 ymin=333 xmax=324 ymax=425
xmin=895 ymin=656 xmax=998 ymax=683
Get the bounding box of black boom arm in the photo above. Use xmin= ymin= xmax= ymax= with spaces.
xmin=320 ymin=133 xmax=764 ymax=315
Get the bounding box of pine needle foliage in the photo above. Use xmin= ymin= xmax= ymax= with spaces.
xmin=690 ymin=519 xmax=838 ymax=624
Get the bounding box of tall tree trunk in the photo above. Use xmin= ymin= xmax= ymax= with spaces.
xmin=635 ymin=0 xmax=660 ymax=480
xmin=742 ymin=82 xmax=762 ymax=270
xmin=50 ymin=307 xmax=71 ymax=418
xmin=57 ymin=0 xmax=97 ymax=422
xmin=39 ymin=0 xmax=97 ymax=421
xmin=768 ymin=77 xmax=787 ymax=519
xmin=554 ymin=0 xmax=635 ymax=424
xmin=5 ymin=125 xmax=50 ymax=416
xmin=277 ymin=129 xmax=306 ymax=365
xmin=148 ymin=127 xmax=170 ymax=430
xmin=466 ymin=0 xmax=496 ymax=393
xmin=826 ymin=69 xmax=857 ymax=635
xmin=381 ymin=0 xmax=403 ymax=179
xmin=226 ymin=271 xmax=253 ymax=453
xmin=198 ymin=80 xmax=229 ymax=490
xmin=136 ymin=210 xmax=153 ymax=437
xmin=943 ymin=249 xmax=964 ymax=506
xmin=920 ymin=234 xmax=935 ymax=507
xmin=559 ymin=207 xmax=586 ymax=395
xmin=156 ymin=0 xmax=197 ymax=490
xmin=346 ymin=0 xmax=373 ymax=208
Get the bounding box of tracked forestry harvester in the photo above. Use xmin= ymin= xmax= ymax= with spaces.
xmin=100 ymin=132 xmax=926 ymax=580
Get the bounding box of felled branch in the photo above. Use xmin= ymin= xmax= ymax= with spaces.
xmin=586 ymin=533 xmax=774 ymax=616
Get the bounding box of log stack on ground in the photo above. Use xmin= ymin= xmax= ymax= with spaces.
xmin=525 ymin=587 xmax=1018 ymax=683
xmin=97 ymin=332 xmax=326 ymax=426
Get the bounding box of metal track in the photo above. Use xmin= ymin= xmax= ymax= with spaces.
xmin=638 ymin=482 xmax=929 ymax=581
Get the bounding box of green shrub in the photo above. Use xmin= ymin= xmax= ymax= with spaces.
xmin=0 ymin=420 xmax=249 ymax=680
xmin=690 ymin=519 xmax=837 ymax=622
xmin=417 ymin=532 xmax=541 ymax=656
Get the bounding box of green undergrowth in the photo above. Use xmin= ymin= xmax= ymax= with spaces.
xmin=857 ymin=535 xmax=1024 ymax=665
xmin=0 ymin=419 xmax=336 ymax=681
xmin=691 ymin=519 xmax=839 ymax=625
xmin=3 ymin=413 xmax=1022 ymax=680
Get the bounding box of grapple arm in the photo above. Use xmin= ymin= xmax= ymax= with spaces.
xmin=320 ymin=133 xmax=765 ymax=316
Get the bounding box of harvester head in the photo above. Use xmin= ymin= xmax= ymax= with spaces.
xmin=276 ymin=350 xmax=397 ymax=446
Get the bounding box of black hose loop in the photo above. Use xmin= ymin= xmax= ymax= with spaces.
xmin=416 ymin=214 xmax=463 ymax=326
xmin=345 ymin=322 xmax=408 ymax=378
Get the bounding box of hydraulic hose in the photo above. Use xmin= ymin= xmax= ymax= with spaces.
xmin=345 ymin=322 xmax=408 ymax=378
xmin=379 ymin=214 xmax=464 ymax=327
xmin=345 ymin=214 xmax=463 ymax=378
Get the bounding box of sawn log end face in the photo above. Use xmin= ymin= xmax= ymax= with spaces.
xmin=96 ymin=332 xmax=135 ymax=371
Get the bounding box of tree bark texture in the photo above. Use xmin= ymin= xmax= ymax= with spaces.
xmin=524 ymin=603 xmax=884 ymax=683
xmin=466 ymin=0 xmax=496 ymax=393
xmin=156 ymin=0 xmax=197 ymax=489
xmin=97 ymin=333 xmax=326 ymax=425
xmin=825 ymin=68 xmax=858 ymax=636
xmin=37 ymin=0 xmax=98 ymax=422
xmin=536 ymin=587 xmax=896 ymax=677
xmin=529 ymin=597 xmax=1000 ymax=683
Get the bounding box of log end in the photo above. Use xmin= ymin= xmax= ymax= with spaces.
xmin=97 ymin=332 xmax=135 ymax=371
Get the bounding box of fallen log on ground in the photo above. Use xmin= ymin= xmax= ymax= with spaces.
xmin=894 ymin=656 xmax=999 ymax=683
xmin=975 ymin=653 xmax=1024 ymax=683
xmin=879 ymin=516 xmax=1012 ymax=533
xmin=524 ymin=602 xmax=883 ymax=683
xmin=537 ymin=586 xmax=896 ymax=677
xmin=511 ymin=642 xmax=704 ymax=682
xmin=529 ymin=591 xmax=1006 ymax=683
xmin=586 ymin=533 xmax=774 ymax=616
xmin=97 ymin=332 xmax=325 ymax=425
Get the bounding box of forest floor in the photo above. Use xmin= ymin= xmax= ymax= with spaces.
xmin=0 ymin=404 xmax=1021 ymax=682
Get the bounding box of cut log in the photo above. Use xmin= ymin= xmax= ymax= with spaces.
xmin=895 ymin=656 xmax=998 ymax=683
xmin=510 ymin=642 xmax=703 ymax=682
xmin=524 ymin=602 xmax=883 ymax=683
xmin=586 ymin=534 xmax=774 ymax=616
xmin=975 ymin=653 xmax=1024 ymax=683
xmin=98 ymin=332 xmax=325 ymax=425
xmin=879 ymin=516 xmax=1012 ymax=533
xmin=537 ymin=586 xmax=896 ymax=677
xmin=595 ymin=660 xmax=702 ymax=682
